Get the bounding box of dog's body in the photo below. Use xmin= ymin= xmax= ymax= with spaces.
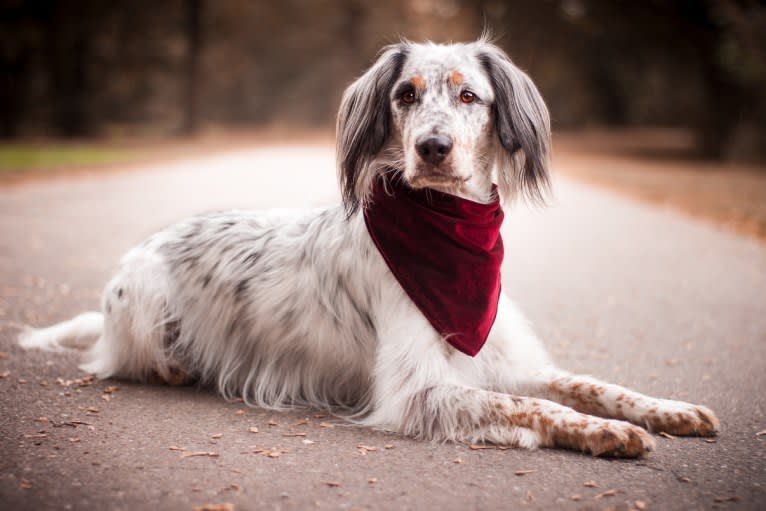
xmin=19 ymin=39 xmax=718 ymax=456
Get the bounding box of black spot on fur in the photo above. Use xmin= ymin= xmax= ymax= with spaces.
xmin=243 ymin=251 xmax=261 ymax=266
xmin=117 ymin=288 xmax=123 ymax=299
xmin=234 ymin=279 xmax=249 ymax=300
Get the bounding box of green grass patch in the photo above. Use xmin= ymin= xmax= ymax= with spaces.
xmin=0 ymin=144 xmax=145 ymax=173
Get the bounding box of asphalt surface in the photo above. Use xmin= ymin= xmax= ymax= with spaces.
xmin=1 ymin=146 xmax=764 ymax=511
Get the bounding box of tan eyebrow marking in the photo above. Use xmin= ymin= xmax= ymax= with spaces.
xmin=448 ymin=70 xmax=464 ymax=86
xmin=410 ymin=75 xmax=426 ymax=90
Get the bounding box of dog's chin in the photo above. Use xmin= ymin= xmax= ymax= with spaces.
xmin=407 ymin=169 xmax=469 ymax=192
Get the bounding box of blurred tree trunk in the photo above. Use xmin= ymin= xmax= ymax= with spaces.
xmin=46 ymin=2 xmax=94 ymax=137
xmin=182 ymin=0 xmax=202 ymax=135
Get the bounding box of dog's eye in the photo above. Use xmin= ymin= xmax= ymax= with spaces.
xmin=401 ymin=90 xmax=416 ymax=104
xmin=460 ymin=90 xmax=476 ymax=104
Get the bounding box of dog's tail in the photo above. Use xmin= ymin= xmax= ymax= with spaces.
xmin=18 ymin=312 xmax=104 ymax=352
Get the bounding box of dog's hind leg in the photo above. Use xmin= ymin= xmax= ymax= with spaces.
xmin=81 ymin=252 xmax=177 ymax=381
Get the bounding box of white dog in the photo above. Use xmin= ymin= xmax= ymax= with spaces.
xmin=19 ymin=38 xmax=718 ymax=457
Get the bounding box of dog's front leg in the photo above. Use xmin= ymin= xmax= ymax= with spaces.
xmin=396 ymin=385 xmax=654 ymax=457
xmin=528 ymin=369 xmax=719 ymax=437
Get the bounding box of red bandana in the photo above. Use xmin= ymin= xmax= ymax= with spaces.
xmin=363 ymin=173 xmax=504 ymax=356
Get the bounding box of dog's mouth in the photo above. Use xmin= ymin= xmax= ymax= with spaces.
xmin=409 ymin=173 xmax=470 ymax=190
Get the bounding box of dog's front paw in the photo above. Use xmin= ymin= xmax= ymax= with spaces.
xmin=644 ymin=401 xmax=719 ymax=437
xmin=584 ymin=420 xmax=655 ymax=458
xmin=550 ymin=417 xmax=655 ymax=458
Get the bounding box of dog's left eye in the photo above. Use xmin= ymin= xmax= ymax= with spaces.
xmin=460 ymin=90 xmax=476 ymax=104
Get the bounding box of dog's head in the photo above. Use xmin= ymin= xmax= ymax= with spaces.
xmin=337 ymin=38 xmax=551 ymax=215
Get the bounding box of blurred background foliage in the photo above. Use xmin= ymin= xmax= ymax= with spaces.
xmin=1 ymin=0 xmax=765 ymax=163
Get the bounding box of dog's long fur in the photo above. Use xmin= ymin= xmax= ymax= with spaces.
xmin=19 ymin=38 xmax=718 ymax=456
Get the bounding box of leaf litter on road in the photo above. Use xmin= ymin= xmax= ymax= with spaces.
xmin=193 ymin=503 xmax=234 ymax=511
xmin=180 ymin=451 xmax=219 ymax=459
xmin=594 ymin=489 xmax=620 ymax=499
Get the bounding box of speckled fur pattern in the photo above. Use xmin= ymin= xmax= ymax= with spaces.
xmin=18 ymin=38 xmax=718 ymax=457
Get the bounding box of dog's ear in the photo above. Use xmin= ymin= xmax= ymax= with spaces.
xmin=478 ymin=45 xmax=551 ymax=204
xmin=337 ymin=44 xmax=408 ymax=216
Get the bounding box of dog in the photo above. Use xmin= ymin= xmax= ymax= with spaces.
xmin=18 ymin=38 xmax=718 ymax=457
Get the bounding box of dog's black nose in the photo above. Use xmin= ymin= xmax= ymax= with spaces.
xmin=416 ymin=135 xmax=453 ymax=166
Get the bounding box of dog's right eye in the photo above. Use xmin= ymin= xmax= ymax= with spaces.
xmin=401 ymin=90 xmax=416 ymax=104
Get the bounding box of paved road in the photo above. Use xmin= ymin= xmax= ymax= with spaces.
xmin=1 ymin=146 xmax=764 ymax=511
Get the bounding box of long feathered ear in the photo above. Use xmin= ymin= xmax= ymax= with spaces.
xmin=336 ymin=44 xmax=408 ymax=217
xmin=478 ymin=44 xmax=551 ymax=204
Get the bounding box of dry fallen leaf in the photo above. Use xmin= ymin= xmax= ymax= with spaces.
xmin=384 ymin=444 xmax=394 ymax=449
xmin=514 ymin=469 xmax=537 ymax=476
xmin=248 ymin=427 xmax=259 ymax=434
xmin=282 ymin=432 xmax=307 ymax=437
xmin=453 ymin=457 xmax=464 ymax=464
xmin=704 ymin=438 xmax=717 ymax=443
xmin=0 ymin=370 xmax=10 ymax=379
xmin=368 ymin=478 xmax=377 ymax=484
xmin=658 ymin=432 xmax=675 ymax=439
xmin=570 ymin=495 xmax=582 ymax=501
xmin=324 ymin=481 xmax=342 ymax=487
xmin=180 ymin=451 xmax=219 ymax=459
xmin=19 ymin=479 xmax=33 ymax=490
xmin=68 ymin=437 xmax=81 ymax=443
xmin=713 ymin=496 xmax=740 ymax=503
xmin=358 ymin=445 xmax=377 ymax=452
xmin=635 ymin=500 xmax=648 ymax=510
xmin=234 ymin=409 xmax=245 ymax=416
xmin=756 ymin=429 xmax=766 ymax=436
xmin=583 ymin=480 xmax=597 ymax=488
xmin=469 ymin=444 xmax=494 ymax=450
xmin=230 ymin=468 xmax=241 ymax=474
xmin=34 ymin=417 xmax=49 ymax=423
xmin=101 ymin=394 xmax=111 ymax=402
xmin=103 ymin=385 xmax=119 ymax=394
xmin=23 ymin=433 xmax=47 ymax=439
xmin=18 ymin=378 xmax=27 ymax=384
xmin=267 ymin=419 xmax=278 ymax=426
xmin=302 ymin=439 xmax=315 ymax=445
xmin=594 ymin=489 xmax=619 ymax=499
xmin=211 ymin=433 xmax=223 ymax=439
xmin=86 ymin=407 xmax=99 ymax=414
xmin=193 ymin=503 xmax=234 ymax=511
xmin=0 ymin=351 xmax=8 ymax=359
xmin=526 ymin=490 xmax=535 ymax=502
xmin=313 ymin=413 xmax=327 ymax=419
xmin=292 ymin=419 xmax=309 ymax=426
xmin=168 ymin=446 xmax=187 ymax=451
xmin=319 ymin=422 xmax=334 ymax=428
xmin=678 ymin=476 xmax=691 ymax=483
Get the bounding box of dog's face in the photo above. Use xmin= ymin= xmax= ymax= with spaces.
xmin=389 ymin=44 xmax=497 ymax=199
xmin=337 ymin=38 xmax=551 ymax=215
